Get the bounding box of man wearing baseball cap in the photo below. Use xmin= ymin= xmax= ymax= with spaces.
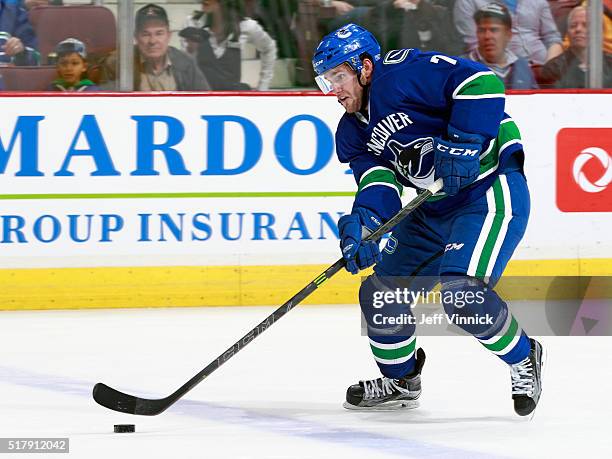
xmin=134 ymin=3 xmax=209 ymax=91
xmin=464 ymin=2 xmax=538 ymax=89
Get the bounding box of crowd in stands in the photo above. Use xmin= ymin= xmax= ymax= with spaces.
xmin=0 ymin=0 xmax=610 ymax=91
xmin=463 ymin=3 xmax=539 ymax=89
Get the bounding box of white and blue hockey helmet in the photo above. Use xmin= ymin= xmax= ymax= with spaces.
xmin=312 ymin=23 xmax=381 ymax=94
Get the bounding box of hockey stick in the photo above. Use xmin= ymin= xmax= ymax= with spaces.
xmin=92 ymin=178 xmax=444 ymax=416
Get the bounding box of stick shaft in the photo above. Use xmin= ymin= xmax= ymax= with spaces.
xmin=157 ymin=180 xmax=443 ymax=406
xmin=93 ymin=179 xmax=443 ymax=415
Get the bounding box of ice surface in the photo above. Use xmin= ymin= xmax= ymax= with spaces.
xmin=0 ymin=304 xmax=610 ymax=458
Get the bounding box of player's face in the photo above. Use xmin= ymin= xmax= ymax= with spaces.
xmin=568 ymin=9 xmax=587 ymax=50
xmin=57 ymin=53 xmax=87 ymax=85
xmin=136 ymin=21 xmax=171 ymax=61
xmin=476 ymin=18 xmax=511 ymax=63
xmin=322 ymin=64 xmax=363 ymax=113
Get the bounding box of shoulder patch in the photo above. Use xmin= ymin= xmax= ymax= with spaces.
xmin=383 ymin=49 xmax=411 ymax=65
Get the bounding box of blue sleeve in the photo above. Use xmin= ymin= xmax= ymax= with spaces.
xmin=440 ymin=56 xmax=506 ymax=140
xmin=0 ymin=1 xmax=38 ymax=50
xmin=336 ymin=115 xmax=403 ymax=223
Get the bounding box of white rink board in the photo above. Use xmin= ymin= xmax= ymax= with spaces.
xmin=0 ymin=93 xmax=610 ymax=268
xmin=504 ymin=94 xmax=611 ymax=260
xmin=0 ymin=95 xmax=350 ymax=194
xmin=0 ymin=197 xmax=350 ymax=267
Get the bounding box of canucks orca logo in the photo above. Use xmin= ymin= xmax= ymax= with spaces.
xmin=387 ymin=137 xmax=435 ymax=188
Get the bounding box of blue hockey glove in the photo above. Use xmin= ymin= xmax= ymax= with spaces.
xmin=338 ymin=207 xmax=382 ymax=275
xmin=433 ymin=126 xmax=485 ymax=196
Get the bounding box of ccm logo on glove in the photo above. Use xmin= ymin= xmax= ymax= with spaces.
xmin=435 ymin=143 xmax=480 ymax=157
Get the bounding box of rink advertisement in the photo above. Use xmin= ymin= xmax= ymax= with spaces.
xmin=0 ymin=96 xmax=351 ymax=259
xmin=0 ymin=92 xmax=611 ymax=309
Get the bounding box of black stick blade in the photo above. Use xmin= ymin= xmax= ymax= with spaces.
xmin=93 ymin=383 xmax=139 ymax=414
xmin=93 ymin=382 xmax=172 ymax=416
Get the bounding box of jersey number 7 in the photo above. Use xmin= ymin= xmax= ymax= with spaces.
xmin=430 ymin=55 xmax=457 ymax=66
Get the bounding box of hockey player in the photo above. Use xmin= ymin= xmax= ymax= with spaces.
xmin=312 ymin=24 xmax=544 ymax=416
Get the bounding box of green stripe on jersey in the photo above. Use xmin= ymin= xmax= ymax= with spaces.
xmin=498 ymin=119 xmax=522 ymax=145
xmin=480 ymin=316 xmax=520 ymax=353
xmin=478 ymin=119 xmax=522 ymax=178
xmin=475 ymin=178 xmax=505 ymax=279
xmin=456 ymin=72 xmax=505 ymax=97
xmin=370 ymin=338 xmax=416 ymax=361
xmin=358 ymin=169 xmax=403 ymax=195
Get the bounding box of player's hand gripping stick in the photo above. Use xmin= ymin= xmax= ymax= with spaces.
xmin=338 ymin=207 xmax=383 ymax=274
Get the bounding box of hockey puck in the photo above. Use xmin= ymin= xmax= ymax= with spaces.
xmin=114 ymin=424 xmax=135 ymax=433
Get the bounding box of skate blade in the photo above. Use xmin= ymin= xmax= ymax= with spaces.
xmin=343 ymin=399 xmax=420 ymax=411
xmin=527 ymin=345 xmax=547 ymax=421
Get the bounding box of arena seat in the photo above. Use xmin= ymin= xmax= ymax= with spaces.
xmin=0 ymin=66 xmax=57 ymax=91
xmin=28 ymin=5 xmax=116 ymax=65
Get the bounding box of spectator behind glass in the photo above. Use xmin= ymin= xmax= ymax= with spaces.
xmin=0 ymin=0 xmax=39 ymax=65
xmin=319 ymin=1 xmax=379 ymax=34
xmin=550 ymin=1 xmax=612 ymax=55
xmin=252 ymin=0 xmax=298 ymax=59
xmin=602 ymin=0 xmax=612 ymax=54
xmin=368 ymin=0 xmax=462 ymax=55
xmin=454 ymin=0 xmax=563 ymax=65
xmin=465 ymin=2 xmax=538 ymax=88
xmin=180 ymin=0 xmax=277 ymax=91
xmin=548 ymin=0 xmax=581 ymax=36
xmin=49 ymin=38 xmax=99 ymax=92
xmin=541 ymin=6 xmax=612 ymax=87
xmin=128 ymin=3 xmax=210 ymax=91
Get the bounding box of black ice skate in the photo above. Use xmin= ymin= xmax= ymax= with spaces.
xmin=343 ymin=348 xmax=425 ymax=411
xmin=510 ymin=338 xmax=545 ymax=417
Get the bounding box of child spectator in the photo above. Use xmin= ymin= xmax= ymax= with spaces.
xmin=49 ymin=38 xmax=99 ymax=91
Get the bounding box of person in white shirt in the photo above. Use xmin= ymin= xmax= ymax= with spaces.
xmin=180 ymin=0 xmax=277 ymax=90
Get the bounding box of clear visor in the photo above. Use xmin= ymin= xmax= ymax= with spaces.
xmin=315 ymin=66 xmax=357 ymax=94
xmin=315 ymin=74 xmax=334 ymax=94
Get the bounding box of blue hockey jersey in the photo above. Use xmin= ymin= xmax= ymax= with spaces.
xmin=335 ymin=48 xmax=524 ymax=221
